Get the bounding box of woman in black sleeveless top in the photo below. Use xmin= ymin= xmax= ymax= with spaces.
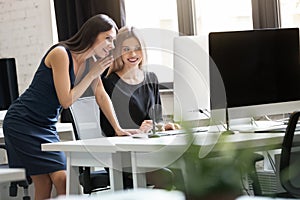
xmin=3 ymin=14 xmax=130 ymax=199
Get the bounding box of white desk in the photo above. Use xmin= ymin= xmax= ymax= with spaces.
xmin=0 ymin=110 xmax=6 ymax=123
xmin=0 ymin=122 xmax=74 ymax=143
xmin=51 ymin=189 xmax=185 ymax=200
xmin=42 ymin=131 xmax=300 ymax=194
xmin=0 ymin=110 xmax=74 ymax=142
xmin=0 ymin=122 xmax=74 ymax=177
xmin=42 ymin=137 xmax=131 ymax=195
xmin=115 ymin=132 xmax=300 ymax=188
xmin=0 ymin=168 xmax=27 ymax=199
xmin=0 ymin=168 xmax=26 ymax=183
xmin=55 ymin=123 xmax=75 ymax=141
xmin=0 ymin=111 xmax=74 ymax=194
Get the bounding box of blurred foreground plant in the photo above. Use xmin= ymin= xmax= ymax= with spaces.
xmin=174 ymin=133 xmax=259 ymax=200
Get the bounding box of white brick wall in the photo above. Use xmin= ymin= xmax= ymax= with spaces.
xmin=0 ymin=0 xmax=57 ymax=93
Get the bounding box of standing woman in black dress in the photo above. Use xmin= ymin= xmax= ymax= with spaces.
xmin=3 ymin=14 xmax=130 ymax=200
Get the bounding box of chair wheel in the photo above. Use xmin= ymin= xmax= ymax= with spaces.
xmin=9 ymin=185 xmax=18 ymax=197
xmin=23 ymin=196 xmax=30 ymax=200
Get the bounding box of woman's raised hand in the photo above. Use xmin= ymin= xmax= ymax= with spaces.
xmin=89 ymin=55 xmax=114 ymax=79
xmin=139 ymin=120 xmax=153 ymax=133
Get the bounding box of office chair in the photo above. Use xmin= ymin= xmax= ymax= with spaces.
xmin=68 ymin=96 xmax=110 ymax=194
xmin=64 ymin=96 xmax=135 ymax=194
xmin=249 ymin=112 xmax=300 ymax=198
xmin=0 ymin=143 xmax=32 ymax=200
xmin=246 ymin=153 xmax=264 ymax=196
xmin=278 ymin=111 xmax=300 ymax=198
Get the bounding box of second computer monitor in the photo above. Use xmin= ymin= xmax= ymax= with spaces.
xmin=209 ymin=28 xmax=300 ymax=122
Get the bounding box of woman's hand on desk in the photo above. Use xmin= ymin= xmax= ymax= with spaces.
xmin=123 ymin=128 xmax=150 ymax=135
xmin=139 ymin=120 xmax=153 ymax=133
xmin=115 ymin=128 xmax=132 ymax=136
xmin=140 ymin=120 xmax=182 ymax=132
xmin=163 ymin=122 xmax=181 ymax=131
xmin=122 ymin=121 xmax=183 ymax=136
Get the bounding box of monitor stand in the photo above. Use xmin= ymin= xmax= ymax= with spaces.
xmin=221 ymin=129 xmax=235 ymax=135
xmin=207 ymin=124 xmax=235 ymax=135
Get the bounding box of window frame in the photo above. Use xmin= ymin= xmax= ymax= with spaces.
xmin=180 ymin=0 xmax=281 ymax=35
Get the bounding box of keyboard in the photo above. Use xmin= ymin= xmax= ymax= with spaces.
xmin=155 ymin=126 xmax=208 ymax=136
xmin=232 ymin=124 xmax=300 ymax=133
xmin=132 ymin=126 xmax=208 ymax=138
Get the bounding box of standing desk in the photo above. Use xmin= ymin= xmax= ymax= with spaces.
xmin=0 ymin=168 xmax=26 ymax=199
xmin=42 ymin=137 xmax=130 ymax=195
xmin=0 ymin=122 xmax=74 ymax=172
xmin=0 ymin=119 xmax=74 ymax=191
xmin=116 ymin=132 xmax=300 ymax=188
xmin=41 ymin=136 xmax=184 ymax=194
xmin=0 ymin=109 xmax=75 ymax=142
xmin=0 ymin=168 xmax=25 ymax=183
xmin=42 ymin=131 xmax=300 ymax=195
xmin=0 ymin=110 xmax=6 ymax=123
xmin=0 ymin=123 xmax=74 ymax=143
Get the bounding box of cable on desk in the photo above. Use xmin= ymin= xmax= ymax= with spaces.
xmin=192 ymin=108 xmax=227 ymax=131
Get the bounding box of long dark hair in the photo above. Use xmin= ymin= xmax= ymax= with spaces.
xmin=59 ymin=14 xmax=118 ymax=53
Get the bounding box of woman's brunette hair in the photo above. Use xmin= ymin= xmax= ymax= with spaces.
xmin=59 ymin=14 xmax=118 ymax=53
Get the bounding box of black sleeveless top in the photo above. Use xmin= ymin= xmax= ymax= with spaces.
xmin=100 ymin=71 xmax=162 ymax=137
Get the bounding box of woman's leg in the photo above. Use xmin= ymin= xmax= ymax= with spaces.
xmin=49 ymin=170 xmax=66 ymax=196
xmin=31 ymin=174 xmax=52 ymax=200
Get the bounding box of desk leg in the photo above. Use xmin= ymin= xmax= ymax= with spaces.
xmin=109 ymin=152 xmax=123 ymax=191
xmin=131 ymin=152 xmax=146 ymax=189
xmin=66 ymin=152 xmax=80 ymax=195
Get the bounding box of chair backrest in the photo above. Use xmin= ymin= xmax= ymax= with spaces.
xmin=280 ymin=111 xmax=300 ymax=198
xmin=69 ymin=96 xmax=104 ymax=140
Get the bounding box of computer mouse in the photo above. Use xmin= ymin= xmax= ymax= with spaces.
xmin=148 ymin=134 xmax=161 ymax=138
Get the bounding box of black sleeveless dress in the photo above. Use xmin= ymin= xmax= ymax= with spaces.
xmin=3 ymin=45 xmax=75 ymax=176
xmin=100 ymin=71 xmax=163 ymax=137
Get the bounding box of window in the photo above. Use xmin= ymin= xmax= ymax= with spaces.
xmin=279 ymin=0 xmax=300 ymax=28
xmin=124 ymin=0 xmax=179 ymax=84
xmin=194 ymin=0 xmax=253 ymax=35
xmin=50 ymin=0 xmax=58 ymax=44
xmin=124 ymin=0 xmax=254 ymax=84
xmin=125 ymin=0 xmax=178 ymax=31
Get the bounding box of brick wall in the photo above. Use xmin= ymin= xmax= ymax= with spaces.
xmin=0 ymin=0 xmax=57 ymax=93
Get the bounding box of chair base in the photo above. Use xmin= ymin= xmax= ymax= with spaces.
xmin=9 ymin=177 xmax=32 ymax=200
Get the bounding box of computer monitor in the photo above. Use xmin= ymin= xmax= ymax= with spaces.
xmin=173 ymin=36 xmax=210 ymax=122
xmin=209 ymin=28 xmax=300 ymax=125
xmin=0 ymin=58 xmax=19 ymax=110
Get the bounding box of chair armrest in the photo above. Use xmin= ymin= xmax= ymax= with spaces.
xmin=0 ymin=143 xmax=6 ymax=150
xmin=280 ymin=111 xmax=300 ymax=198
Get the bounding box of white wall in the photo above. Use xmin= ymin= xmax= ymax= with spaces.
xmin=0 ymin=1 xmax=55 ymax=199
xmin=0 ymin=0 xmax=57 ymax=93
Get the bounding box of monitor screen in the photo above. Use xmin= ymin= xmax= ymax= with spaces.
xmin=209 ymin=28 xmax=300 ymax=122
xmin=0 ymin=58 xmax=19 ymax=110
xmin=173 ymin=36 xmax=210 ymax=122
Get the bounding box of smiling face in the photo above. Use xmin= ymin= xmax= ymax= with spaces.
xmin=121 ymin=37 xmax=143 ymax=68
xmin=92 ymin=28 xmax=116 ymax=58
